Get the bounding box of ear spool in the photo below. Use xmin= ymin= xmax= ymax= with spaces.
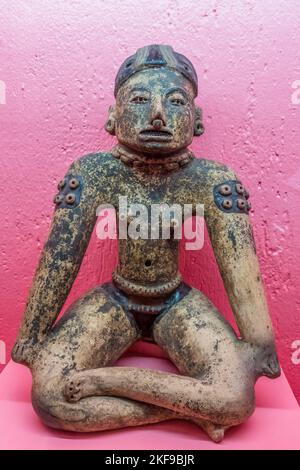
xmin=105 ymin=118 xmax=116 ymax=135
xmin=105 ymin=106 xmax=116 ymax=135
xmin=194 ymin=107 xmax=204 ymax=136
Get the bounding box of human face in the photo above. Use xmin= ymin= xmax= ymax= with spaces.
xmin=114 ymin=68 xmax=196 ymax=155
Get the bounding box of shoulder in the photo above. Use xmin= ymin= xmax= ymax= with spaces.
xmin=64 ymin=151 xmax=122 ymax=185
xmin=53 ymin=152 xmax=118 ymax=209
xmin=192 ymin=157 xmax=238 ymax=184
xmin=68 ymin=151 xmax=115 ymax=174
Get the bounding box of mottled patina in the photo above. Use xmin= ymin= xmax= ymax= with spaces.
xmin=12 ymin=44 xmax=280 ymax=442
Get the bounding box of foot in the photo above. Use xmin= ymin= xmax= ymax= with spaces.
xmin=191 ymin=418 xmax=228 ymax=443
xmin=64 ymin=372 xmax=96 ymax=402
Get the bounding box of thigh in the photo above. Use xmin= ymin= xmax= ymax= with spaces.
xmin=153 ymin=288 xmax=248 ymax=381
xmin=32 ymin=284 xmax=140 ymax=386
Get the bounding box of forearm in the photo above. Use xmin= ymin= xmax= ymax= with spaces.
xmin=17 ymin=246 xmax=84 ymax=345
xmin=208 ymin=214 xmax=275 ymax=347
xmin=12 ymin=219 xmax=94 ymax=368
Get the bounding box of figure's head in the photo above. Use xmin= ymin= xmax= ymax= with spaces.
xmin=105 ymin=44 xmax=204 ymax=155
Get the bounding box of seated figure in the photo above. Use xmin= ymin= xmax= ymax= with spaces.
xmin=12 ymin=44 xmax=280 ymax=443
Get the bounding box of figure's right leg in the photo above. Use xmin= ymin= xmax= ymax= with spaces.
xmin=34 ymin=392 xmax=175 ymax=433
xmin=31 ymin=285 xmax=176 ymax=432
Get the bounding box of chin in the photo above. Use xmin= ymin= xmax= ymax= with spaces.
xmin=137 ymin=141 xmax=185 ymax=156
xmin=141 ymin=143 xmax=173 ymax=154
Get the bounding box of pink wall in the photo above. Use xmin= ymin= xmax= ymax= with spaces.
xmin=1 ymin=0 xmax=300 ymax=400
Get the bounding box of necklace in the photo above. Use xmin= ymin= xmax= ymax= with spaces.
xmin=111 ymin=144 xmax=194 ymax=174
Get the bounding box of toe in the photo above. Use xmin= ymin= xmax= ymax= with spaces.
xmin=210 ymin=427 xmax=225 ymax=443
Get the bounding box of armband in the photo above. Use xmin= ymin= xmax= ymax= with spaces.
xmin=213 ymin=180 xmax=251 ymax=214
xmin=53 ymin=175 xmax=83 ymax=209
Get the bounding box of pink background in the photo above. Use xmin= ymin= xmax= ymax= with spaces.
xmin=1 ymin=359 xmax=300 ymax=449
xmin=0 ymin=1 xmax=299 ymax=401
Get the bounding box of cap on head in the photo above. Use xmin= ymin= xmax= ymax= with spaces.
xmin=114 ymin=44 xmax=198 ymax=97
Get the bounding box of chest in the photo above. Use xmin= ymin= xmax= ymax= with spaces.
xmin=114 ymin=170 xmax=202 ymax=208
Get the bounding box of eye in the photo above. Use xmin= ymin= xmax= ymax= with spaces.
xmin=130 ymin=96 xmax=149 ymax=103
xmin=169 ymin=96 xmax=186 ymax=106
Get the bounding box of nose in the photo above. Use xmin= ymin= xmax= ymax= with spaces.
xmin=151 ymin=96 xmax=166 ymax=129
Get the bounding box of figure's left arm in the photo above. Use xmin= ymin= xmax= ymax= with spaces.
xmin=203 ymin=165 xmax=280 ymax=379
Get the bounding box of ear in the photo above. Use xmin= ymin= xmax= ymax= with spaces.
xmin=194 ymin=106 xmax=205 ymax=136
xmin=105 ymin=105 xmax=116 ymax=135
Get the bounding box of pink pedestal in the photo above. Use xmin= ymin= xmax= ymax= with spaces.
xmin=0 ymin=345 xmax=299 ymax=450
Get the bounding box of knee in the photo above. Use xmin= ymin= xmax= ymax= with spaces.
xmin=190 ymin=373 xmax=255 ymax=426
xmin=214 ymin=384 xmax=255 ymax=426
xmin=32 ymin=387 xmax=63 ymax=430
xmin=31 ymin=375 xmax=66 ymax=430
xmin=32 ymin=388 xmax=90 ymax=431
xmin=31 ymin=376 xmax=88 ymax=431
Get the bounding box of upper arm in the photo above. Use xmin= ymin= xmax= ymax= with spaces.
xmin=203 ymin=162 xmax=250 ymax=215
xmin=46 ymin=153 xmax=109 ymax=259
xmin=203 ymin=163 xmax=254 ymax=254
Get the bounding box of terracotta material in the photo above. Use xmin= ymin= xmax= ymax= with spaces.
xmin=12 ymin=44 xmax=280 ymax=443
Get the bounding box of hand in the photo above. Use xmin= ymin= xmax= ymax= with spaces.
xmin=254 ymin=343 xmax=281 ymax=379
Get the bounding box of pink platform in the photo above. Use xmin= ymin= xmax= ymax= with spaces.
xmin=0 ymin=343 xmax=299 ymax=450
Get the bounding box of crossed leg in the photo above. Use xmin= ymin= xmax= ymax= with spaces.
xmin=63 ymin=288 xmax=257 ymax=440
xmin=31 ymin=286 xmax=178 ymax=432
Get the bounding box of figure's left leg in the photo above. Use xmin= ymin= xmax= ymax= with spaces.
xmin=63 ymin=288 xmax=256 ymax=441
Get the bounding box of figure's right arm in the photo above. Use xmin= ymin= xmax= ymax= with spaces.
xmin=12 ymin=154 xmax=106 ymax=366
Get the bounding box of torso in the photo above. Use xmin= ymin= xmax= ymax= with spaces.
xmin=105 ymin=153 xmax=204 ymax=296
xmin=82 ymin=150 xmax=232 ymax=298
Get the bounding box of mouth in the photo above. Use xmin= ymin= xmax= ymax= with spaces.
xmin=139 ymin=128 xmax=173 ymax=142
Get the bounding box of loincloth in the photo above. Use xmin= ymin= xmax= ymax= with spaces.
xmin=101 ymin=281 xmax=191 ymax=342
